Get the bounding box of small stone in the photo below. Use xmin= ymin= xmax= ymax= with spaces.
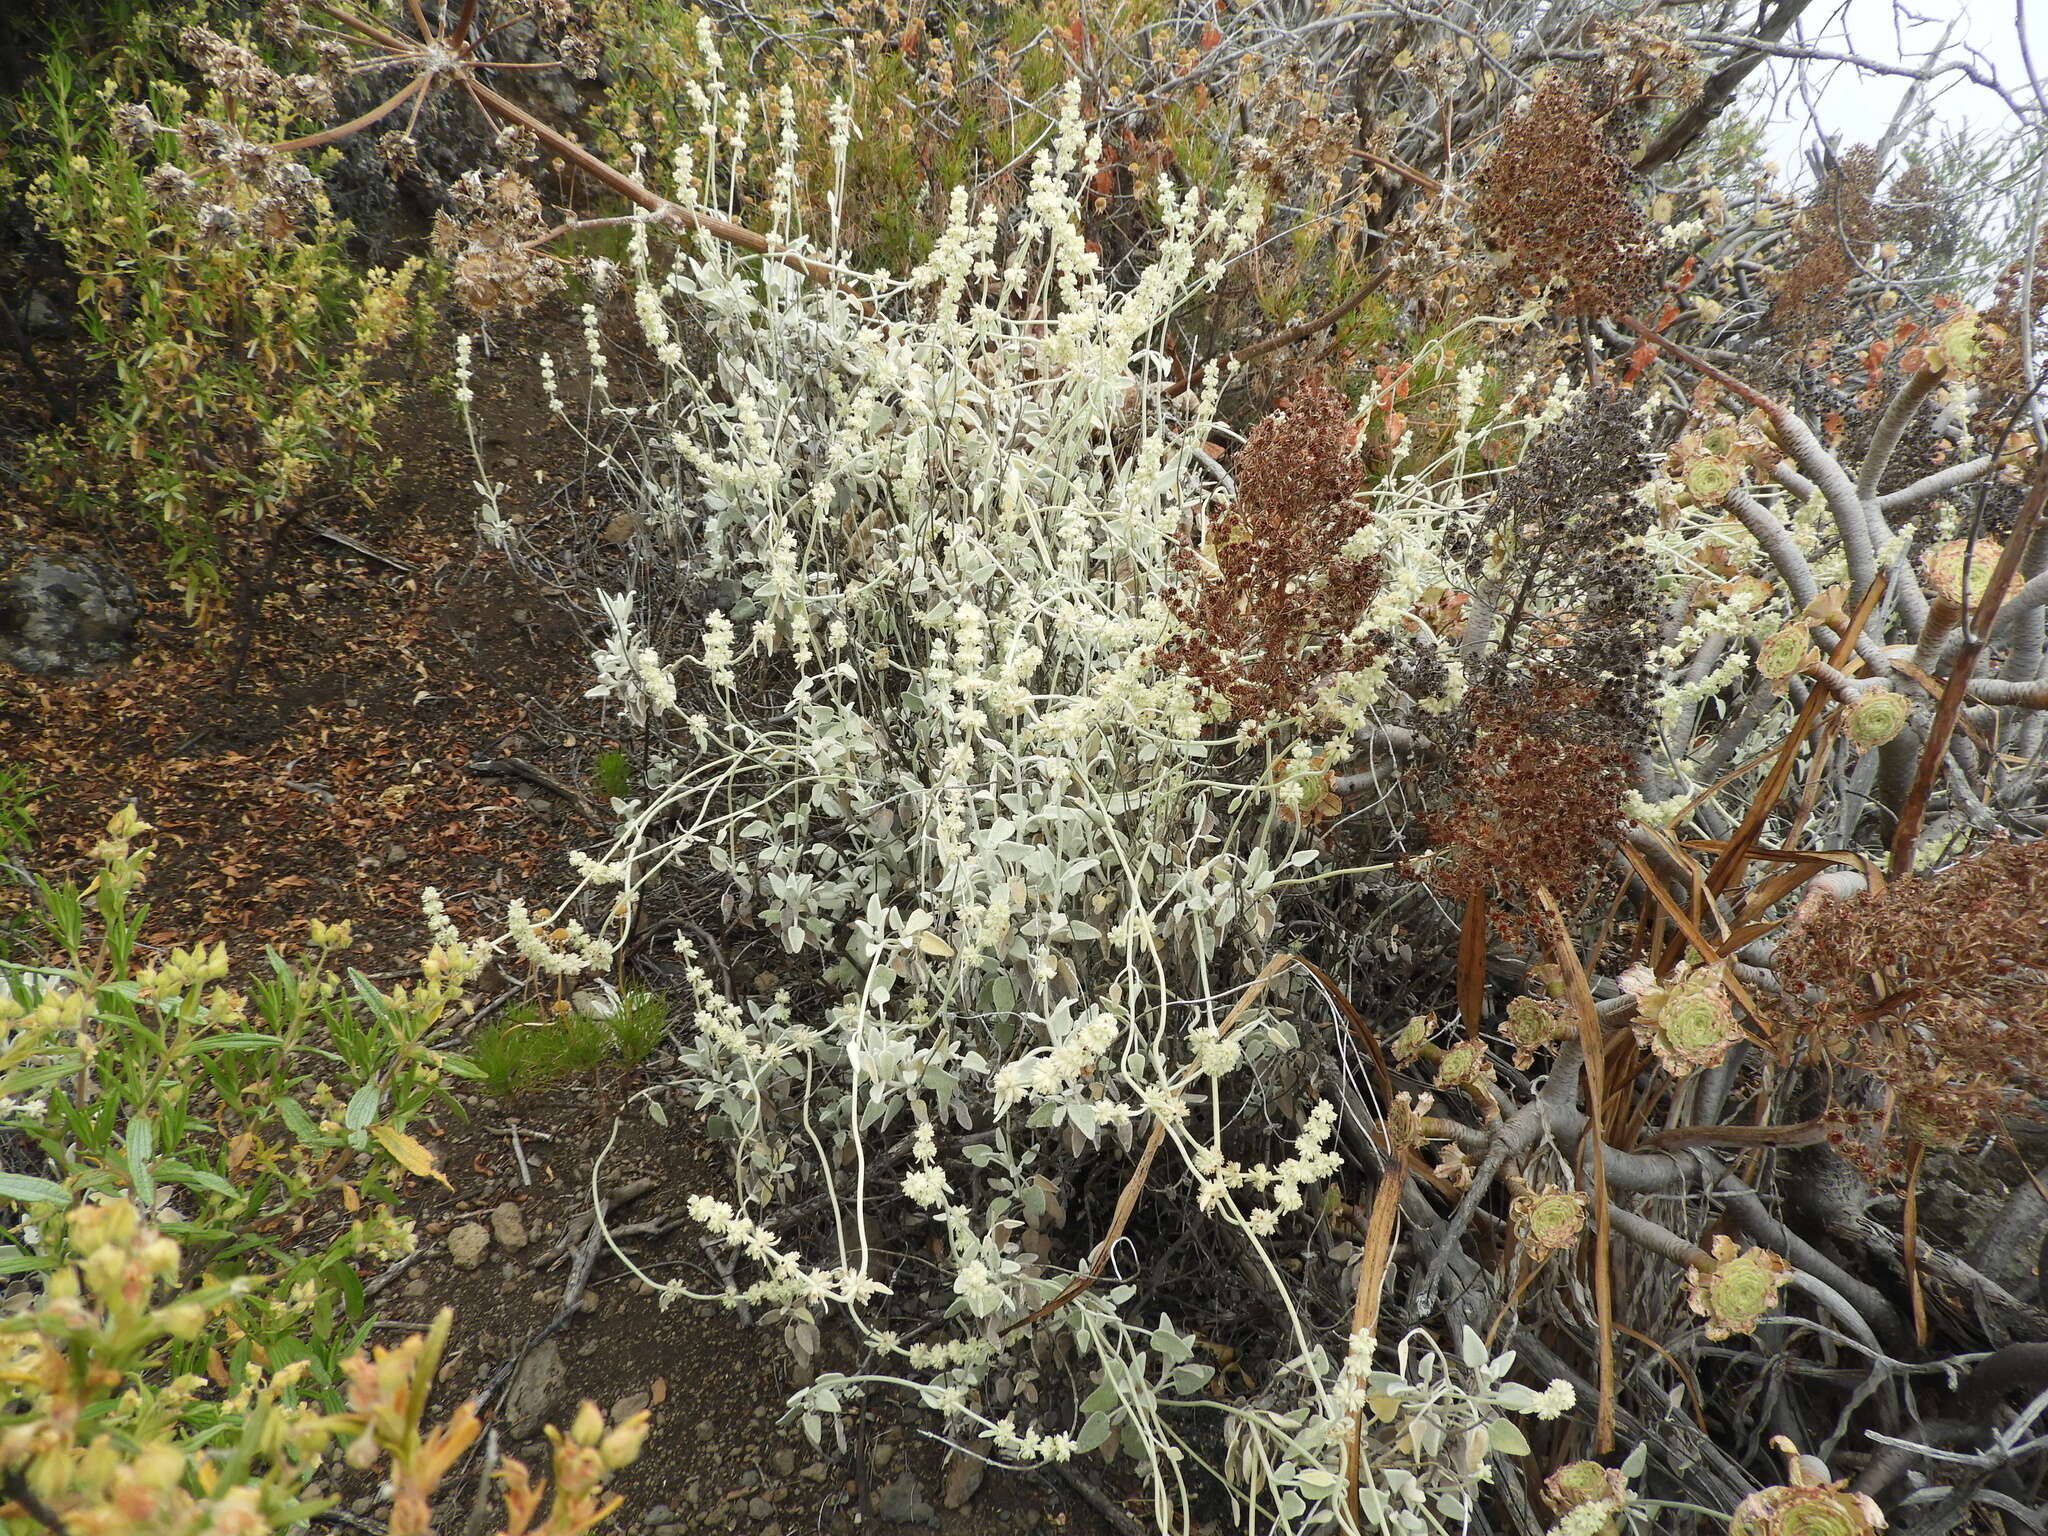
xmin=612 ymin=1391 xmax=650 ymax=1422
xmin=871 ymin=1441 xmax=897 ymax=1471
xmin=800 ymin=1463 xmax=829 ymax=1483
xmin=382 ymin=841 xmax=409 ymax=867
xmin=874 ymin=1473 xmax=936 ymax=1527
xmin=770 ymin=1448 xmax=798 ymax=1478
xmin=640 ymin=1506 xmax=671 ymax=1526
xmin=695 ymin=1419 xmax=716 ymax=1445
xmin=491 ymin=1201 xmax=529 ymax=1250
xmin=739 ymin=1470 xmax=760 ymax=1489
xmin=447 ymin=1223 xmax=490 ymax=1270
xmin=747 ymin=1498 xmax=773 ymax=1521
xmin=942 ymin=1454 xmax=986 ymax=1510
xmin=501 ymin=1340 xmax=565 ymax=1440
xmin=21 ymin=291 xmax=67 ymax=338
xmin=682 ymin=1480 xmax=703 ymax=1506
xmin=0 ymin=546 xmax=139 ymax=677
xmin=577 ymin=1339 xmax=599 ymax=1357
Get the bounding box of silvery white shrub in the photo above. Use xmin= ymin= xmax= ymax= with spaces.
xmin=462 ymin=42 xmax=1580 ymax=1535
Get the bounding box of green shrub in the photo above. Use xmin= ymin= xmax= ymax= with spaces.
xmin=0 ymin=766 xmax=43 ymax=857
xmin=0 ymin=1198 xmax=646 ymax=1536
xmin=590 ymin=748 xmax=633 ymax=801
xmin=0 ymin=807 xmax=479 ymax=1387
xmin=14 ymin=16 xmax=425 ymax=624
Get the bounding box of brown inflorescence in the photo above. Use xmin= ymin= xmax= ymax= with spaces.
xmin=1767 ymin=147 xmax=1882 ymax=345
xmin=1470 ymin=75 xmax=1657 ymax=319
xmin=1779 ymin=840 xmax=2048 ymax=1173
xmin=1418 ymin=388 xmax=1655 ymax=920
xmin=1157 ymin=373 xmax=1387 ymax=729
xmin=1421 ymin=667 xmax=1638 ymax=924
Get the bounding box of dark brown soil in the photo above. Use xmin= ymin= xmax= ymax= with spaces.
xmin=353 ymin=1080 xmax=1121 ymax=1535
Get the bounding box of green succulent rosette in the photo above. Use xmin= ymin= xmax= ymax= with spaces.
xmin=1728 ymin=1484 xmax=1886 ymax=1536
xmin=1688 ymin=1235 xmax=1792 ymax=1340
xmin=1757 ymin=623 xmax=1818 ymax=681
xmin=1622 ymin=962 xmax=1740 ymax=1077
xmin=1921 ymin=537 xmax=2004 ymax=607
xmin=1435 ymin=1039 xmax=1490 ymax=1092
xmin=1512 ymin=1187 xmax=1587 ymax=1261
xmin=1686 ymin=457 xmax=1738 ymax=505
xmin=1842 ymin=689 xmax=1909 ymax=751
xmin=1503 ymin=995 xmax=1569 ymax=1068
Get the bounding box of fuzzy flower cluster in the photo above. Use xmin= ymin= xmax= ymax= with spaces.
xmin=991 ymin=1002 xmax=1125 ymax=1113
xmin=687 ymin=1196 xmax=889 ymax=1308
xmin=1190 ymin=1098 xmax=1343 ymax=1235
xmin=505 ymin=900 xmax=613 ymax=979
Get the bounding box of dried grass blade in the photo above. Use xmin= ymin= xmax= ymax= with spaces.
xmin=1535 ymin=887 xmax=1615 ymax=1454
xmin=1457 ymin=893 xmax=1489 ymax=1042
xmin=1707 ymin=574 xmax=1888 ymax=904
xmin=1346 ymin=1164 xmax=1408 ymax=1530
xmin=1902 ymin=1139 xmax=1929 ymax=1348
xmin=1618 ymin=841 xmax=1772 ymax=1043
xmin=1891 ymin=461 xmax=2048 ymax=874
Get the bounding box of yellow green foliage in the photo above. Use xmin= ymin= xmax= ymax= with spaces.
xmin=14 ymin=16 xmax=426 ymax=623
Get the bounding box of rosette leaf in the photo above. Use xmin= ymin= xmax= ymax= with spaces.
xmin=1687 ymin=1235 xmax=1792 ymax=1340
xmin=1841 ymin=690 xmax=1909 ymax=752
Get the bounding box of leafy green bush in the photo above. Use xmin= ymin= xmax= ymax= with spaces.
xmin=590 ymin=749 xmax=634 ymax=802
xmin=0 ymin=807 xmax=475 ymax=1386
xmin=0 ymin=767 xmax=42 ymax=857
xmin=0 ymin=811 xmax=657 ymax=1533
xmin=14 ymin=15 xmax=425 ymax=623
xmin=0 ymin=1198 xmax=647 ymax=1536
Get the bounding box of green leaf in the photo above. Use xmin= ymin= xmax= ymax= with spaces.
xmin=183 ymin=1033 xmax=291 ymax=1053
xmin=344 ymin=1084 xmax=380 ymax=1132
xmin=1 ymin=1060 xmax=83 ymax=1093
xmin=1075 ymin=1411 xmax=1112 ymax=1454
xmin=1486 ymin=1419 xmax=1530 ymax=1457
xmin=332 ymin=1260 xmax=365 ymax=1319
xmin=1079 ymin=1378 xmax=1121 ymax=1415
xmin=347 ymin=969 xmax=398 ymax=1027
xmin=1294 ymin=1468 xmax=1340 ymax=1500
xmin=126 ymin=1115 xmax=155 ymax=1208
xmin=158 ymin=1160 xmax=239 ymax=1200
xmin=0 ymin=1172 xmax=69 ymax=1205
xmin=276 ymin=1095 xmax=322 ymax=1146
